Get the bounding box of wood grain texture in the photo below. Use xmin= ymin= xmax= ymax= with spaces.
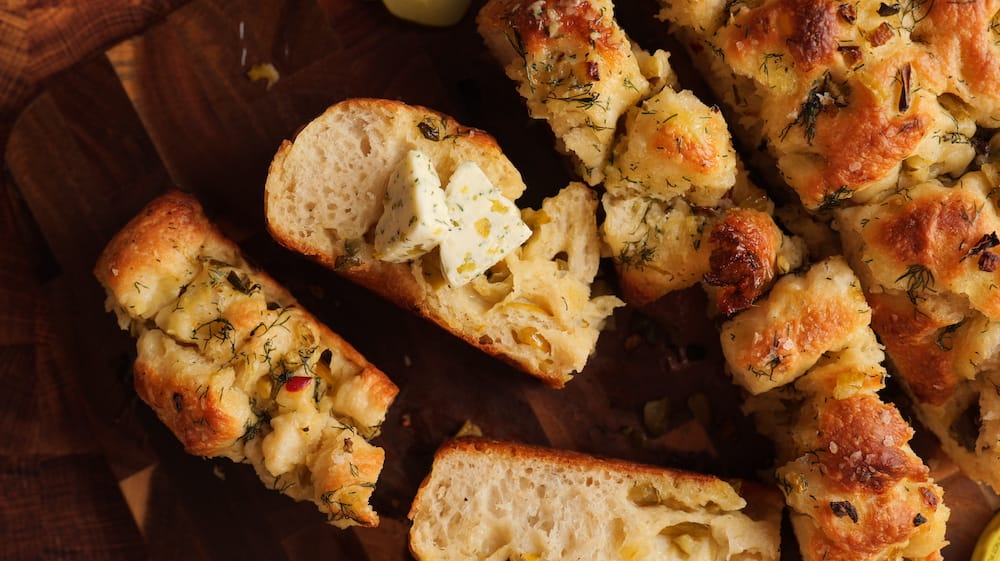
xmin=0 ymin=0 xmax=994 ymax=559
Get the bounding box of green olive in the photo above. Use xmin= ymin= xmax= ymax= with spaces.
xmin=382 ymin=0 xmax=472 ymax=27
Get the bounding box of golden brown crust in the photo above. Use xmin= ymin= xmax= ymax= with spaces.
xmin=780 ymin=393 xmax=948 ymax=561
xmin=792 ymin=85 xmax=930 ymax=209
xmin=94 ymin=190 xmax=225 ymax=319
xmin=486 ymin=0 xmax=622 ymax=61
xmin=868 ymin=292 xmax=961 ymax=406
xmin=914 ymin=0 xmax=1000 ymax=124
xmin=868 ymin=192 xmax=1000 ymax=315
xmin=816 ymin=395 xmax=928 ymax=493
xmin=97 ymin=190 xmax=398 ymax=528
xmin=133 ymin=354 xmax=246 ymax=457
xmin=412 ymin=437 xmax=778 ymax=515
xmin=704 ymin=208 xmax=782 ymax=317
xmin=666 ymin=0 xmax=977 ymax=210
xmin=724 ymin=0 xmax=839 ymax=74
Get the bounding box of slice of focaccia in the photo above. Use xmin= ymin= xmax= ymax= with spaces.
xmin=657 ymin=0 xmax=989 ymax=209
xmin=95 ymin=191 xmax=399 ymax=528
xmin=476 ymin=0 xmax=653 ymax=186
xmin=660 ymin=0 xmax=1000 ymax=508
xmin=408 ymin=438 xmax=784 ymax=561
xmin=264 ymin=98 xmax=622 ymax=387
xmin=478 ymin=0 xmax=806 ymax=311
xmin=730 ymin=257 xmax=949 ymax=561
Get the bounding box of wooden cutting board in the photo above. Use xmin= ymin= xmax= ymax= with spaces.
xmin=1 ymin=0 xmax=994 ymax=559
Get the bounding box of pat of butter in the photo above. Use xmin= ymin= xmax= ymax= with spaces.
xmin=374 ymin=150 xmax=452 ymax=262
xmin=439 ymin=161 xmax=532 ymax=287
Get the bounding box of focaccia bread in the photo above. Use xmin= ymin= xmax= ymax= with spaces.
xmin=731 ymin=258 xmax=949 ymax=561
xmin=836 ymin=164 xmax=1000 ymax=492
xmin=408 ymin=438 xmax=784 ymax=561
xmin=657 ymin=0 xmax=987 ymax=209
xmin=479 ymin=0 xmax=805 ymax=310
xmin=94 ymin=191 xmax=399 ymax=528
xmin=658 ymin=0 xmax=1000 ymax=502
xmin=476 ymin=0 xmax=654 ymax=186
xmin=264 ymin=98 xmax=622 ymax=388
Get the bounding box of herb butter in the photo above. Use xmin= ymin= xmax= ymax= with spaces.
xmin=439 ymin=161 xmax=531 ymax=287
xmin=374 ymin=150 xmax=452 ymax=262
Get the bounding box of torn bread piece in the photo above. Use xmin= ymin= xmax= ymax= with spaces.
xmin=264 ymin=98 xmax=622 ymax=387
xmin=95 ymin=191 xmax=399 ymax=528
xmin=729 ymin=257 xmax=949 ymax=561
xmin=408 ymin=437 xmax=783 ymax=561
xmin=479 ymin=0 xmax=805 ymax=310
xmin=477 ymin=0 xmax=653 ymax=185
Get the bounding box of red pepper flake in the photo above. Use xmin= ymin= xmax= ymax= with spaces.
xmin=920 ymin=486 xmax=939 ymax=507
xmin=837 ymin=45 xmax=863 ymax=66
xmin=344 ymin=437 xmax=354 ymax=453
xmin=285 ymin=376 xmax=312 ymax=392
xmin=869 ymin=22 xmax=894 ymax=47
xmin=586 ymin=61 xmax=600 ymax=81
xmin=979 ymin=251 xmax=1000 ymax=272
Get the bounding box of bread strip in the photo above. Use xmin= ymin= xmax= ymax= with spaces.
xmin=408 ymin=437 xmax=783 ymax=561
xmin=264 ymin=98 xmax=622 ymax=387
xmin=95 ymin=191 xmax=398 ymax=528
xmin=836 ymin=165 xmax=1000 ymax=494
xmin=730 ymin=257 xmax=949 ymax=561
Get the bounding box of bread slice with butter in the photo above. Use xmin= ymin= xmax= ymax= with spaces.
xmin=408 ymin=438 xmax=784 ymax=561
xmin=94 ymin=191 xmax=399 ymax=528
xmin=265 ymin=98 xmax=622 ymax=387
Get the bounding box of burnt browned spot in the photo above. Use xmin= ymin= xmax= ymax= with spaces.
xmin=703 ymin=209 xmax=779 ymax=316
xmin=868 ymin=22 xmax=894 ymax=46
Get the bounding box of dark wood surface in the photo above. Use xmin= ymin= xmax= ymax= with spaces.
xmin=0 ymin=1 xmax=994 ymax=559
